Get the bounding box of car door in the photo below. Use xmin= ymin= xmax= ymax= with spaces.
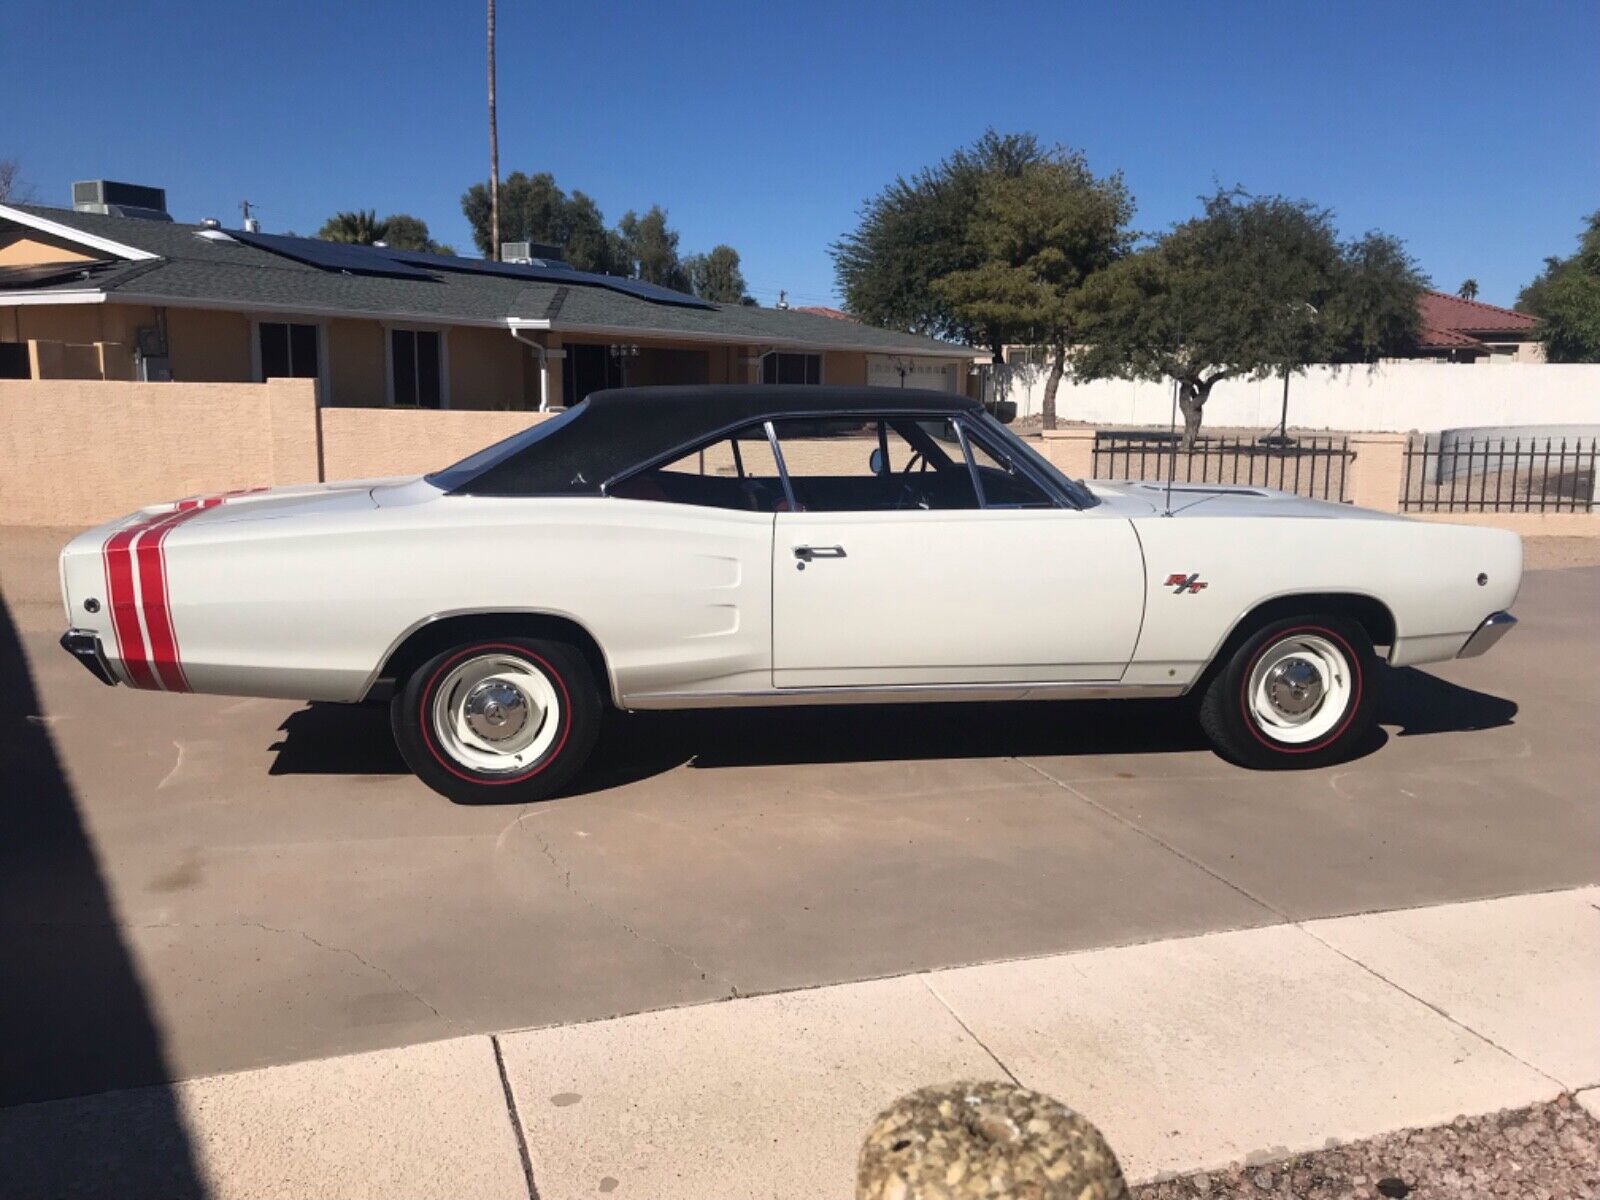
xmin=769 ymin=414 xmax=1144 ymax=688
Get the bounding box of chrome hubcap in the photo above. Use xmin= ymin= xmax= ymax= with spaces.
xmin=1265 ymin=658 xmax=1324 ymax=717
xmin=464 ymin=679 xmax=533 ymax=742
xmin=1246 ymin=633 xmax=1353 ymax=745
xmin=430 ymin=653 xmax=561 ymax=775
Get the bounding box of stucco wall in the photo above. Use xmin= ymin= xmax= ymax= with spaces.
xmin=319 ymin=407 xmax=548 ymax=479
xmin=0 ymin=378 xmax=320 ymax=526
xmin=449 ymin=324 xmax=530 ymax=410
xmin=0 ymin=232 xmax=98 ymax=266
xmin=326 ymin=318 xmax=387 ymax=407
xmin=165 ymin=307 xmax=253 ymax=383
xmin=1006 ymin=361 xmax=1600 ymax=432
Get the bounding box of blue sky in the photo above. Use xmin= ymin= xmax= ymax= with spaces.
xmin=5 ymin=0 xmax=1596 ymax=309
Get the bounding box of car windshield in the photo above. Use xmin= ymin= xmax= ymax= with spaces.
xmin=973 ymin=411 xmax=1099 ymax=509
xmin=425 ymin=401 xmax=589 ymax=491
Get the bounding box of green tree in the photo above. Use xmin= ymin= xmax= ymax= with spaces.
xmin=1458 ymin=278 xmax=1479 ymax=300
xmin=932 ymin=153 xmax=1132 ymax=428
xmin=832 ymin=131 xmax=1047 ymax=348
xmin=380 ymin=213 xmax=454 ymax=255
xmin=617 ymin=205 xmax=689 ymax=289
xmin=1072 ymin=190 xmax=1425 ymax=445
xmin=461 ymin=171 xmax=624 ymax=272
xmin=684 ymin=244 xmax=751 ymax=303
xmin=1517 ymin=212 xmax=1600 ymax=362
xmin=318 ymin=209 xmax=390 ymax=245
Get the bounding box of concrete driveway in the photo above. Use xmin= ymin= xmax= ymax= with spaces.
xmin=3 ymin=526 xmax=1597 ymax=1109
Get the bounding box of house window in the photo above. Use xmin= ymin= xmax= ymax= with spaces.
xmin=761 ymin=352 xmax=821 ymax=385
xmin=258 ymin=322 xmax=319 ymax=380
xmin=391 ymin=329 xmax=443 ymax=407
xmin=0 ymin=342 xmax=29 ymax=379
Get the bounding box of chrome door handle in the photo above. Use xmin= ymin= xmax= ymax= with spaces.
xmin=793 ymin=544 xmax=846 ymax=561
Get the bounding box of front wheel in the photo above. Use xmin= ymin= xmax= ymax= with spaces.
xmin=391 ymin=637 xmax=600 ymax=803
xmin=1198 ymin=616 xmax=1377 ymax=769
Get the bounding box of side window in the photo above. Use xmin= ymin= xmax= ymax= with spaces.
xmin=609 ymin=423 xmax=786 ymax=512
xmin=258 ymin=321 xmax=319 ymax=380
xmin=963 ymin=430 xmax=1055 ymax=508
xmin=771 ymin=416 xmax=979 ymax=512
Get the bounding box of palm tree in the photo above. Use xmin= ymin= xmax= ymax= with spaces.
xmin=1458 ymin=278 xmax=1480 ymax=300
xmin=318 ymin=210 xmax=392 ymax=245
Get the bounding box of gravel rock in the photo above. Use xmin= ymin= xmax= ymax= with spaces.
xmin=1134 ymin=1095 xmax=1600 ymax=1200
xmin=858 ymin=1080 xmax=1131 ymax=1199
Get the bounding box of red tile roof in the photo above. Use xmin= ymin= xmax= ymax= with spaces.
xmin=1412 ymin=290 xmax=1537 ymax=355
xmin=1416 ymin=325 xmax=1492 ymax=351
xmin=1417 ymin=290 xmax=1537 ymax=334
xmin=793 ymin=305 xmax=859 ymax=322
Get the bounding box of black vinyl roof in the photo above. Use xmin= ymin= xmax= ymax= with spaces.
xmin=443 ymin=385 xmax=980 ymax=497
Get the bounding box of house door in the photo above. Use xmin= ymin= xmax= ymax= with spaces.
xmin=562 ymin=343 xmax=623 ymax=407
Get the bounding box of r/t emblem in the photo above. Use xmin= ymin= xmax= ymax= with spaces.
xmin=1165 ymin=573 xmax=1208 ymax=595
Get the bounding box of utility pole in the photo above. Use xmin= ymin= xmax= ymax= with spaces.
xmin=487 ymin=0 xmax=500 ymax=261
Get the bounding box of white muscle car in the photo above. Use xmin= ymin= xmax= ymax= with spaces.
xmin=58 ymin=385 xmax=1521 ymax=803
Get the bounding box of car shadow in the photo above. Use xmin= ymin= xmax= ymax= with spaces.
xmin=0 ymin=597 xmax=203 ymax=1193
xmin=266 ymin=663 xmax=1515 ymax=802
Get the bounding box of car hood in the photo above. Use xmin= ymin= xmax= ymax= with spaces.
xmin=1087 ymin=479 xmax=1403 ymax=521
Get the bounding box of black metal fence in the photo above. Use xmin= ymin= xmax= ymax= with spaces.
xmin=1092 ymin=431 xmax=1352 ymax=502
xmin=1400 ymin=434 xmax=1599 ymax=513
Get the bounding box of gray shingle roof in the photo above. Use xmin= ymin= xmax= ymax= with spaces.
xmin=3 ymin=205 xmax=974 ymax=357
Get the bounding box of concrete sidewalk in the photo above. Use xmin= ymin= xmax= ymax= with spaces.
xmin=4 ymin=887 xmax=1595 ymax=1200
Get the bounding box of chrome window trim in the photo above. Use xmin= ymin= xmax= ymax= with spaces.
xmin=956 ymin=415 xmax=1076 ymax=510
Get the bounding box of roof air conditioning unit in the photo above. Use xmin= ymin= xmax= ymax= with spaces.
xmin=72 ymin=179 xmax=172 ymax=222
xmin=501 ymin=240 xmax=566 ymax=265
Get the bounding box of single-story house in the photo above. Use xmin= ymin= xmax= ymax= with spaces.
xmin=0 ymin=187 xmax=978 ymax=407
xmin=1409 ymin=290 xmax=1543 ymax=364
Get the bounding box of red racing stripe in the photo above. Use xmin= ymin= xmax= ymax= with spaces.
xmin=104 ymin=523 xmax=158 ymax=689
xmin=102 ymin=494 xmax=227 ymax=690
xmin=138 ymin=498 xmax=222 ymax=690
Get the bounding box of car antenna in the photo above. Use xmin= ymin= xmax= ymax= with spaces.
xmin=1163 ymin=326 xmax=1184 ymax=516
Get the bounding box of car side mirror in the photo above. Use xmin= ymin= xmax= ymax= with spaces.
xmin=869 ymin=447 xmax=886 ymax=476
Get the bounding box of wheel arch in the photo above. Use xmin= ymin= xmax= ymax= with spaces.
xmin=1191 ymin=591 xmax=1397 ymax=693
xmin=363 ymin=610 xmax=618 ymax=706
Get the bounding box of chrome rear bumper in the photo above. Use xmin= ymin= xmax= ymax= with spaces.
xmin=60 ymin=629 xmax=119 ymax=686
xmin=1457 ymin=611 xmax=1517 ymax=659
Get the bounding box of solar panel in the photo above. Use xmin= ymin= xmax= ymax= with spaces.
xmin=226 ymin=229 xmax=715 ymax=309
xmin=394 ymin=252 xmax=577 ymax=277
xmin=228 ymin=230 xmax=434 ymax=279
xmin=396 ymin=252 xmax=715 ymax=310
xmin=0 ymin=259 xmax=117 ymax=289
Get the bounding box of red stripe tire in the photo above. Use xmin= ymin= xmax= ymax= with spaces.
xmin=1198 ymin=614 xmax=1378 ymax=770
xmin=391 ymin=636 xmax=601 ymax=804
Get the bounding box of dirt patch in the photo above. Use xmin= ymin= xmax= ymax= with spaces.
xmin=1134 ymin=1095 xmax=1600 ymax=1199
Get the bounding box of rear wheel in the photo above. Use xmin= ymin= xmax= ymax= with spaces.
xmin=391 ymin=637 xmax=600 ymax=803
xmin=1198 ymin=615 xmax=1377 ymax=769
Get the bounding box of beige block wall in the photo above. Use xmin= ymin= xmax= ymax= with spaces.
xmin=319 ymin=407 xmax=549 ymax=480
xmin=0 ymin=378 xmax=318 ymax=526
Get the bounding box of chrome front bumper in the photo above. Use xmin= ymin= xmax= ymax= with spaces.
xmin=60 ymin=629 xmax=119 ymax=686
xmin=1457 ymin=611 xmax=1517 ymax=659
